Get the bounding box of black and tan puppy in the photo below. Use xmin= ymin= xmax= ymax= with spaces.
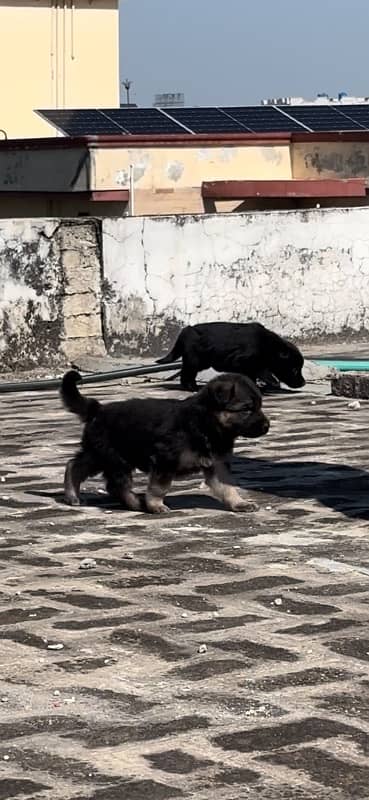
xmin=61 ymin=370 xmax=269 ymax=514
xmin=157 ymin=321 xmax=305 ymax=392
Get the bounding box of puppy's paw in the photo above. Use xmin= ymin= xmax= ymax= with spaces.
xmin=199 ymin=457 xmax=213 ymax=469
xmin=150 ymin=503 xmax=170 ymax=514
xmin=229 ymin=500 xmax=259 ymax=513
xmin=65 ymin=496 xmax=81 ymax=507
xmin=181 ymin=384 xmax=198 ymax=393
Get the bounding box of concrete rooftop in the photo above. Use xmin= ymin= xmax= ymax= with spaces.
xmin=0 ymin=374 xmax=369 ymax=799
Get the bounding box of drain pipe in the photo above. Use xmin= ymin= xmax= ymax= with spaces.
xmin=128 ymin=164 xmax=135 ymax=216
xmin=0 ymin=362 xmax=179 ymax=394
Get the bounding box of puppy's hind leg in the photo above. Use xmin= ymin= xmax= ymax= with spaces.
xmin=64 ymin=451 xmax=98 ymax=506
xmin=145 ymin=471 xmax=173 ymax=514
xmin=106 ymin=472 xmax=142 ymax=512
xmin=202 ymin=460 xmax=258 ymax=513
xmin=180 ymin=360 xmax=199 ymax=393
xmin=180 ymin=329 xmax=204 ymax=392
xmin=102 ymin=456 xmax=141 ymax=511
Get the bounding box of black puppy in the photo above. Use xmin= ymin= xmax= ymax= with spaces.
xmin=61 ymin=370 xmax=269 ymax=514
xmin=157 ymin=321 xmax=305 ymax=392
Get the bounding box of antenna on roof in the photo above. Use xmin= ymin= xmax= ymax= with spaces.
xmin=122 ymin=79 xmax=132 ymax=106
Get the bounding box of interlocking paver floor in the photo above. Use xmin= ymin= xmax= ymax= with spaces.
xmin=0 ymin=377 xmax=369 ymax=799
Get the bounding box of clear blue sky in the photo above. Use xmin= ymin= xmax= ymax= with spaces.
xmin=119 ymin=0 xmax=369 ymax=107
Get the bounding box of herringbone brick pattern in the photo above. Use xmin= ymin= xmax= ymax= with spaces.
xmin=0 ymin=380 xmax=369 ymax=798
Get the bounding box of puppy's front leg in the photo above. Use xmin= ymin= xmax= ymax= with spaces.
xmin=145 ymin=471 xmax=173 ymax=514
xmin=202 ymin=460 xmax=258 ymax=512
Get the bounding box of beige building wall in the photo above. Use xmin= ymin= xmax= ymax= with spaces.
xmin=92 ymin=143 xmax=293 ymax=214
xmin=0 ymin=0 xmax=119 ymax=140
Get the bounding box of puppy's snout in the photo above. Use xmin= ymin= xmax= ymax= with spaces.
xmin=290 ymin=372 xmax=305 ymax=388
xmin=244 ymin=411 xmax=270 ymax=438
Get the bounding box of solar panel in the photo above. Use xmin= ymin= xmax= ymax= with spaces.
xmin=332 ymin=105 xmax=369 ymax=130
xmin=165 ymin=107 xmax=249 ymax=133
xmin=222 ymin=106 xmax=306 ymax=133
xmin=37 ymin=109 xmax=124 ymax=136
xmin=102 ymin=108 xmax=185 ymax=134
xmin=38 ymin=104 xmax=369 ymax=137
xmin=284 ymin=104 xmax=364 ymax=131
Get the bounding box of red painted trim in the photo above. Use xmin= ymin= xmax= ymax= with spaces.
xmin=0 ymin=138 xmax=89 ymax=150
xmin=0 ymin=190 xmax=129 ymax=201
xmin=291 ymin=132 xmax=369 ymax=143
xmin=3 ymin=130 xmax=369 ymax=151
xmin=0 ymin=132 xmax=291 ymax=150
xmin=90 ymin=190 xmax=129 ymax=202
xmin=201 ymin=179 xmax=368 ymax=199
xmin=86 ymin=133 xmax=291 ymax=148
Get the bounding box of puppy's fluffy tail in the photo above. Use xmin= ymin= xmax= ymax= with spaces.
xmin=156 ymin=328 xmax=189 ymax=364
xmin=61 ymin=370 xmax=100 ymax=422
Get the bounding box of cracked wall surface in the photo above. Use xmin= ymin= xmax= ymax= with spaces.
xmin=103 ymin=208 xmax=369 ymax=356
xmin=0 ymin=219 xmax=105 ymax=371
xmin=0 ymin=219 xmax=64 ymax=370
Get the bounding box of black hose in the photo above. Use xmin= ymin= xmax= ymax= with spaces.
xmin=0 ymin=362 xmax=180 ymax=394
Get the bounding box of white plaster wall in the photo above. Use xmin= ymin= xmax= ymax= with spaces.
xmin=0 ymin=218 xmax=105 ymax=370
xmin=102 ymin=207 xmax=369 ymax=355
xmin=0 ymin=219 xmax=64 ymax=368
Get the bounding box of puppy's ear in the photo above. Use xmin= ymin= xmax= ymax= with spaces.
xmin=206 ymin=379 xmax=235 ymax=408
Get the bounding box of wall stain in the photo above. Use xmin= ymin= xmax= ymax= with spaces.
xmin=304 ymin=148 xmax=369 ymax=177
xmin=166 ymin=161 xmax=184 ymax=182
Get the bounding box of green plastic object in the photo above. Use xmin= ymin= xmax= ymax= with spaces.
xmin=314 ymin=359 xmax=369 ymax=372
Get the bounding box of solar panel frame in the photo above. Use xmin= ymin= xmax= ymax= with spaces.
xmin=164 ymin=107 xmax=249 ymax=133
xmin=101 ymin=107 xmax=186 ymax=135
xmin=223 ymin=106 xmax=307 ymax=132
xmin=332 ymin=105 xmax=369 ymax=130
xmin=37 ymin=109 xmax=125 ymax=136
xmin=283 ymin=104 xmax=364 ymax=132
